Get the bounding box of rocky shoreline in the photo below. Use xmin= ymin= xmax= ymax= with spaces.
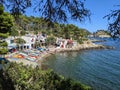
xmin=6 ymin=43 xmax=115 ymax=67
xmin=55 ymin=43 xmax=114 ymax=52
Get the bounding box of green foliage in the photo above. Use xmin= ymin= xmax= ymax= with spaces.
xmin=0 ymin=41 xmax=8 ymax=47
xmin=34 ymin=41 xmax=40 ymax=48
xmin=1 ymin=0 xmax=90 ymax=23
xmin=0 ymin=48 xmax=8 ymax=54
xmin=82 ymin=38 xmax=88 ymax=41
xmin=34 ymin=30 xmax=38 ymax=35
xmin=20 ymin=30 xmax=26 ymax=36
xmin=0 ymin=63 xmax=91 ymax=90
xmin=46 ymin=36 xmax=56 ymax=46
xmin=2 ymin=0 xmax=31 ymax=19
xmin=9 ymin=27 xmax=19 ymax=37
xmin=0 ymin=33 xmax=9 ymax=38
xmin=0 ymin=5 xmax=14 ymax=33
xmin=95 ymin=30 xmax=110 ymax=35
xmin=104 ymin=6 xmax=120 ymax=38
xmin=0 ymin=4 xmax=4 ymax=14
xmin=9 ymin=15 xmax=90 ymax=42
xmin=77 ymin=39 xmax=83 ymax=44
xmin=58 ymin=24 xmax=90 ymax=41
xmin=0 ymin=5 xmax=14 ymax=54
xmin=15 ymin=38 xmax=26 ymax=44
xmin=0 ymin=40 xmax=8 ymax=54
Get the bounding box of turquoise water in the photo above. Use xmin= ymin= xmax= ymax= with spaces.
xmin=42 ymin=39 xmax=120 ymax=90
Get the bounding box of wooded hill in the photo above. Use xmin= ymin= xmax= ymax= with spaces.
xmin=93 ymin=30 xmax=111 ymax=37
xmin=12 ymin=15 xmax=91 ymax=39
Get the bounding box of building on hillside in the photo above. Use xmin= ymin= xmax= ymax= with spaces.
xmin=36 ymin=33 xmax=47 ymax=46
xmin=88 ymin=34 xmax=94 ymax=38
xmin=6 ymin=33 xmax=47 ymax=52
xmin=6 ymin=36 xmax=16 ymax=49
xmin=56 ymin=38 xmax=77 ymax=48
xmin=6 ymin=34 xmax=36 ymax=51
xmin=21 ymin=34 xmax=36 ymax=49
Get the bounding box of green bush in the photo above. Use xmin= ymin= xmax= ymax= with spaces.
xmin=15 ymin=38 xmax=26 ymax=44
xmin=77 ymin=39 xmax=83 ymax=44
xmin=0 ymin=41 xmax=8 ymax=47
xmin=0 ymin=33 xmax=9 ymax=38
xmin=82 ymin=38 xmax=88 ymax=41
xmin=0 ymin=63 xmax=91 ymax=90
xmin=46 ymin=36 xmax=56 ymax=46
xmin=20 ymin=30 xmax=26 ymax=36
xmin=0 ymin=48 xmax=8 ymax=54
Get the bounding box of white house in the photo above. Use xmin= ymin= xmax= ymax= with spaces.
xmin=6 ymin=36 xmax=17 ymax=49
xmin=6 ymin=33 xmax=47 ymax=50
xmin=6 ymin=34 xmax=36 ymax=50
xmin=21 ymin=34 xmax=36 ymax=49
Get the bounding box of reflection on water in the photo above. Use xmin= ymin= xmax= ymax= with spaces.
xmin=42 ymin=39 xmax=120 ymax=90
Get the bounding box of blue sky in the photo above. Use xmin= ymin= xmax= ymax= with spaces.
xmin=76 ymin=0 xmax=120 ymax=32
xmin=24 ymin=0 xmax=120 ymax=32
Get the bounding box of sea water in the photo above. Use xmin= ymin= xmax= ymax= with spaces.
xmin=42 ymin=38 xmax=120 ymax=90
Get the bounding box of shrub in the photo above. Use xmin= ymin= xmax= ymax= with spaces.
xmin=0 ymin=63 xmax=91 ymax=90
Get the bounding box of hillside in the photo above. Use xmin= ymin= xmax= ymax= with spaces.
xmin=94 ymin=30 xmax=111 ymax=38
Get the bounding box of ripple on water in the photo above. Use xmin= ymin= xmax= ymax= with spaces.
xmin=42 ymin=41 xmax=120 ymax=90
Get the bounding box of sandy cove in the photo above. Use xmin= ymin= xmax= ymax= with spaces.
xmin=7 ymin=43 xmax=114 ymax=67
